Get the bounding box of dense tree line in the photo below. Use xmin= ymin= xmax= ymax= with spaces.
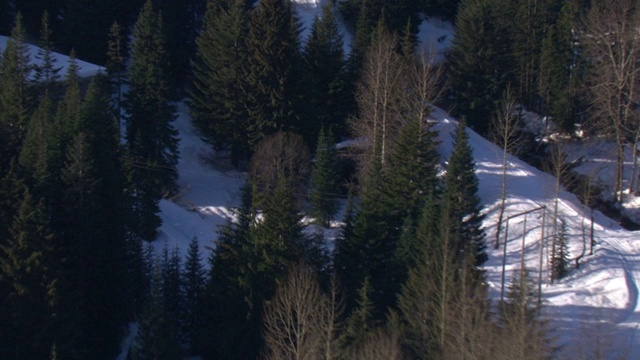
xmin=0 ymin=0 xmax=612 ymax=358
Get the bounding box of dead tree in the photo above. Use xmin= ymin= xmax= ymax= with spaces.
xmin=583 ymin=0 xmax=640 ymax=201
xmin=490 ymin=86 xmax=524 ymax=249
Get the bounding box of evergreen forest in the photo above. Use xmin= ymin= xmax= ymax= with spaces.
xmin=0 ymin=0 xmax=638 ymax=359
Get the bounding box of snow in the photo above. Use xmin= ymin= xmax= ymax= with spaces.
xmin=151 ymin=101 xmax=640 ymax=358
xmin=416 ymin=16 xmax=455 ymax=63
xmin=0 ymin=35 xmax=105 ymax=78
xmin=6 ymin=8 xmax=634 ymax=358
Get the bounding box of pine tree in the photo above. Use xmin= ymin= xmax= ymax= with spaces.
xmin=0 ymin=189 xmax=58 ymax=359
xmin=552 ymin=218 xmax=571 ymax=281
xmin=539 ymin=0 xmax=583 ymax=133
xmin=0 ymin=13 xmax=32 ymax=169
xmin=339 ymin=277 xmax=375 ymax=353
xmin=447 ymin=0 xmax=515 ymax=134
xmin=309 ymin=127 xmax=340 ymax=227
xmin=441 ymin=121 xmax=487 ymax=280
xmin=242 ymin=0 xmax=302 ymax=147
xmin=162 ymin=245 xmax=184 ymax=349
xmin=396 ymin=194 xmax=443 ymax=358
xmin=183 ymin=236 xmax=206 ymax=355
xmin=302 ymin=2 xmax=349 ymax=142
xmin=33 ymin=10 xmax=61 ymax=97
xmin=19 ymin=92 xmax=55 ymax=192
xmin=125 ymin=0 xmax=179 ymax=240
xmin=132 ymin=262 xmax=182 ymax=360
xmin=189 ymin=0 xmax=251 ymax=165
xmin=106 ymin=21 xmax=127 ymax=135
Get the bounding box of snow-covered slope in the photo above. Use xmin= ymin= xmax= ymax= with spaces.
xmin=155 ymin=102 xmax=640 ymax=358
xmin=432 ymin=107 xmax=640 ymax=358
xmin=0 ymin=35 xmax=104 ymax=78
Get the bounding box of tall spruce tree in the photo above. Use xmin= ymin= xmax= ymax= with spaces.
xmin=441 ymin=121 xmax=487 ymax=281
xmin=33 ymin=11 xmax=61 ymax=98
xmin=447 ymin=0 xmax=515 ymax=134
xmin=0 ymin=13 xmax=32 ymax=169
xmin=183 ymin=236 xmax=206 ymax=356
xmin=0 ymin=189 xmax=59 ymax=359
xmin=242 ymin=0 xmax=302 ymax=147
xmin=125 ymin=0 xmax=179 ymax=240
xmin=309 ymin=127 xmax=340 ymax=227
xmin=539 ymin=0 xmax=583 ymax=133
xmin=302 ymin=2 xmax=349 ymax=142
xmin=189 ymin=0 xmax=251 ymax=166
xmin=132 ymin=261 xmax=182 ymax=360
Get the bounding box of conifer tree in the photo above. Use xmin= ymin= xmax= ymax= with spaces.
xmin=552 ymin=218 xmax=571 ymax=281
xmin=132 ymin=262 xmax=182 ymax=360
xmin=447 ymin=0 xmax=515 ymax=134
xmin=242 ymin=0 xmax=302 ymax=146
xmin=397 ymin=194 xmax=443 ymax=358
xmin=0 ymin=13 xmax=32 ymax=168
xmin=539 ymin=0 xmax=583 ymax=133
xmin=441 ymin=121 xmax=487 ymax=279
xmin=183 ymin=237 xmax=206 ymax=355
xmin=302 ymin=2 xmax=349 ymax=142
xmin=19 ymin=92 xmax=54 ymax=192
xmin=0 ymin=189 xmax=58 ymax=359
xmin=33 ymin=11 xmax=61 ymax=97
xmin=204 ymin=181 xmax=260 ymax=359
xmin=162 ymin=245 xmax=184 ymax=347
xmin=309 ymin=127 xmax=340 ymax=227
xmin=189 ymin=0 xmax=251 ymax=166
xmin=339 ymin=277 xmax=375 ymax=354
xmin=125 ymin=0 xmax=179 ymax=240
xmin=107 ymin=21 xmax=127 ymax=135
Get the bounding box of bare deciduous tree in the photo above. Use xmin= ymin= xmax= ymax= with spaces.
xmin=583 ymin=0 xmax=640 ymax=201
xmin=250 ymin=131 xmax=310 ymax=200
xmin=490 ymin=86 xmax=524 ymax=248
xmin=343 ymin=327 xmax=403 ymax=360
xmin=348 ymin=26 xmax=404 ymax=178
xmin=262 ymin=264 xmax=340 ymax=360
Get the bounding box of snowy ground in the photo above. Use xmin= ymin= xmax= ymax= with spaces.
xmin=149 ymin=103 xmax=640 ymax=359
xmin=0 ymin=35 xmax=105 ymax=78
xmin=6 ymin=10 xmax=638 ymax=359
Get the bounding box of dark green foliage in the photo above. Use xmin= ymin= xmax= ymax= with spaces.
xmin=203 ymin=182 xmax=259 ymax=359
xmin=132 ymin=262 xmax=182 ymax=360
xmin=18 ymin=92 xmax=55 ymax=192
xmin=302 ymin=2 xmax=350 ymax=142
xmin=334 ymin=160 xmax=397 ymax=318
xmin=447 ymin=0 xmax=515 ymax=134
xmin=383 ymin=108 xmax=439 ymax=229
xmin=340 ymin=0 xmax=420 ymax=38
xmin=309 ymin=127 xmax=340 ymax=227
xmin=33 ymin=11 xmax=61 ymax=98
xmin=107 ymin=21 xmax=127 ymax=134
xmin=161 ymin=245 xmax=184 ymax=350
xmin=125 ymin=0 xmax=179 ymax=240
xmin=242 ymin=0 xmax=302 ymax=146
xmin=189 ymin=0 xmax=251 ymax=165
xmin=339 ymin=278 xmax=375 ymax=352
xmin=0 ymin=189 xmax=58 ymax=359
xmin=155 ymin=0 xmax=206 ymax=91
xmin=552 ymin=218 xmax=571 ymax=280
xmin=441 ymin=121 xmax=487 ymax=278
xmin=396 ymin=194 xmax=443 ymax=358
xmin=57 ymin=0 xmax=142 ymax=65
xmin=539 ymin=0 xmax=584 ymax=133
xmin=0 ymin=13 xmax=32 ymax=168
xmin=183 ymin=237 xmax=206 ymax=355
